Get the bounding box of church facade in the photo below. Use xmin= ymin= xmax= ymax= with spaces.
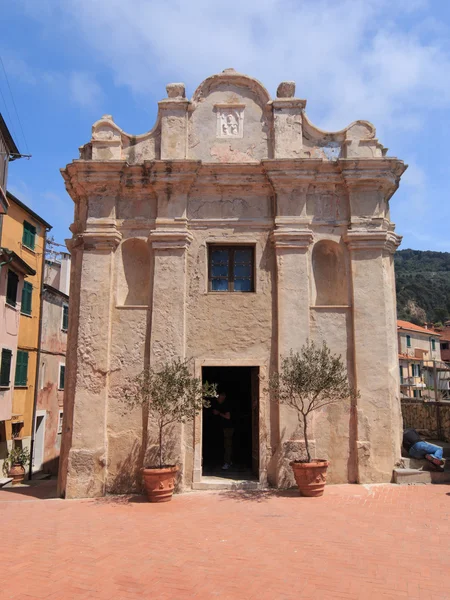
xmin=59 ymin=69 xmax=406 ymax=498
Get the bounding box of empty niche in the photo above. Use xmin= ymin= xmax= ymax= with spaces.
xmin=117 ymin=238 xmax=151 ymax=306
xmin=312 ymin=240 xmax=348 ymax=306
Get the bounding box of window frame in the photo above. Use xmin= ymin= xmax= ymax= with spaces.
xmin=208 ymin=245 xmax=255 ymax=293
xmin=21 ymin=281 xmax=33 ymax=316
xmin=6 ymin=269 xmax=19 ymax=307
xmin=62 ymin=303 xmax=69 ymax=331
xmin=14 ymin=350 xmax=29 ymax=387
xmin=59 ymin=364 xmax=65 ymax=390
xmin=0 ymin=348 xmax=13 ymax=387
xmin=22 ymin=220 xmax=37 ymax=251
xmin=57 ymin=410 xmax=64 ymax=434
xmin=431 ymin=338 xmax=436 ymax=351
xmin=406 ymin=335 xmax=411 ymax=348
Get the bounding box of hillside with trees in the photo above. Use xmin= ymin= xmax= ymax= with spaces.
xmin=394 ymin=249 xmax=450 ymax=325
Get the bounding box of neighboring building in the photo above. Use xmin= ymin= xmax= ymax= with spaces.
xmin=398 ymin=319 xmax=450 ymax=400
xmin=59 ymin=69 xmax=407 ymax=499
xmin=437 ymin=321 xmax=450 ymax=364
xmin=35 ymin=253 xmax=70 ymax=474
xmin=0 ymin=113 xmax=20 ymax=215
xmin=0 ymin=191 xmax=51 ymax=473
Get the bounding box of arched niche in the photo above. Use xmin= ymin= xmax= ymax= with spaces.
xmin=117 ymin=238 xmax=151 ymax=306
xmin=312 ymin=240 xmax=348 ymax=306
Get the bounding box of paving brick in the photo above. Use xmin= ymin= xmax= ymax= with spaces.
xmin=1 ymin=483 xmax=450 ymax=599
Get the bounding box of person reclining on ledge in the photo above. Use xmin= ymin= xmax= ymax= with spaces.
xmin=403 ymin=428 xmax=445 ymax=469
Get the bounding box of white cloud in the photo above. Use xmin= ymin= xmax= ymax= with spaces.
xmin=42 ymin=0 xmax=450 ymax=137
xmin=68 ymin=71 xmax=103 ymax=109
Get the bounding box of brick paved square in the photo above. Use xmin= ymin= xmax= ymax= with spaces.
xmin=1 ymin=482 xmax=449 ymax=599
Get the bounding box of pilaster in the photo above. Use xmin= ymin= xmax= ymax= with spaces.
xmin=64 ymin=225 xmax=121 ymax=498
xmin=158 ymin=83 xmax=190 ymax=160
xmin=345 ymin=229 xmax=402 ymax=483
xmin=271 ymin=82 xmax=306 ymax=159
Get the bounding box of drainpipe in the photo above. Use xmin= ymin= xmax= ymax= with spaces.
xmin=28 ymin=227 xmax=49 ymax=480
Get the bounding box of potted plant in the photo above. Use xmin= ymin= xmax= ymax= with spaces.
xmin=124 ymin=359 xmax=216 ymax=502
xmin=3 ymin=446 xmax=31 ymax=486
xmin=269 ymin=341 xmax=357 ymax=497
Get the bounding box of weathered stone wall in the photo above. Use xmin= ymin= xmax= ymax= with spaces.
xmin=59 ymin=69 xmax=406 ymax=498
xmin=401 ymin=399 xmax=450 ymax=442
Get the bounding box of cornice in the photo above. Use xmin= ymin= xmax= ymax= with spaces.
xmin=82 ymin=218 xmax=122 ymax=251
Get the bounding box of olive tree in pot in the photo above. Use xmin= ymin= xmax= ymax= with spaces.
xmin=124 ymin=359 xmax=216 ymax=503
xmin=269 ymin=341 xmax=357 ymax=497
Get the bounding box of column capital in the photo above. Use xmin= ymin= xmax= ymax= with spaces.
xmin=271 ymin=228 xmax=313 ymax=250
xmin=344 ymin=229 xmax=402 ymax=254
xmin=83 ymin=219 xmax=122 ymax=251
xmin=149 ymin=228 xmax=193 ymax=250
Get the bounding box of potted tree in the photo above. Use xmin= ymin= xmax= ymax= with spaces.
xmin=269 ymin=341 xmax=357 ymax=497
xmin=3 ymin=446 xmax=31 ymax=486
xmin=125 ymin=359 xmax=216 ymax=503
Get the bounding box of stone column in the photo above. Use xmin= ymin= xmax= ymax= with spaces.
xmin=345 ymin=229 xmax=402 ymax=483
xmin=272 ymin=81 xmax=306 ymax=159
xmin=64 ymin=226 xmax=122 ymax=498
xmin=146 ymin=161 xmax=198 ymax=485
xmin=158 ymin=83 xmax=189 ymax=160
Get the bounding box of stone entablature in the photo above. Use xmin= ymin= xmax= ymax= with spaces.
xmin=59 ymin=69 xmax=406 ymax=498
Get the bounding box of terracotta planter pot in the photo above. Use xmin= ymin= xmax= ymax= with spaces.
xmin=290 ymin=460 xmax=329 ymax=497
xmin=8 ymin=463 xmax=25 ymax=486
xmin=142 ymin=466 xmax=179 ymax=503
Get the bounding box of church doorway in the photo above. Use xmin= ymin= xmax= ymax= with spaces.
xmin=202 ymin=366 xmax=259 ymax=480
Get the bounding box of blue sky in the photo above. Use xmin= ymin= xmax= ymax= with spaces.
xmin=1 ymin=0 xmax=450 ymax=251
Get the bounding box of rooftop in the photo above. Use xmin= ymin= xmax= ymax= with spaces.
xmin=397 ymin=319 xmax=441 ymax=337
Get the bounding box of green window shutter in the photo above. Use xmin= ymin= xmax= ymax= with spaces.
xmin=431 ymin=339 xmax=436 ymax=351
xmin=62 ymin=305 xmax=69 ymax=331
xmin=59 ymin=365 xmax=65 ymax=390
xmin=21 ymin=282 xmax=33 ymax=315
xmin=6 ymin=270 xmax=19 ymax=306
xmin=14 ymin=350 xmax=29 ymax=386
xmin=406 ymin=335 xmax=411 ymax=348
xmin=22 ymin=221 xmax=36 ymax=250
xmin=0 ymin=349 xmax=12 ymax=387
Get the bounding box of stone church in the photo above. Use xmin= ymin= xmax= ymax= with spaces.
xmin=59 ymin=69 xmax=406 ymax=498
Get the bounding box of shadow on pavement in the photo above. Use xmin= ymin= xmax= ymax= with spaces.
xmin=0 ymin=479 xmax=58 ymax=500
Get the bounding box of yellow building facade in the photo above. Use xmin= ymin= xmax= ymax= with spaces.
xmin=1 ymin=192 xmax=51 ymax=459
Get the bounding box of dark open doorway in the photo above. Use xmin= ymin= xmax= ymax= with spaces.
xmin=202 ymin=366 xmax=259 ymax=480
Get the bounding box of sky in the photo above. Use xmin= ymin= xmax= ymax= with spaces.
xmin=1 ymin=0 xmax=450 ymax=251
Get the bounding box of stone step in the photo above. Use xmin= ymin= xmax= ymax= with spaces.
xmin=398 ymin=457 xmax=450 ymax=471
xmin=393 ymin=468 xmax=450 ymax=485
xmin=192 ymin=476 xmax=262 ymax=491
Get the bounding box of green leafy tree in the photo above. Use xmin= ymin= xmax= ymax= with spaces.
xmin=268 ymin=341 xmax=357 ymax=463
xmin=124 ymin=359 xmax=216 ymax=468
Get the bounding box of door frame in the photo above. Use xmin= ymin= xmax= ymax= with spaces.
xmin=193 ymin=359 xmax=268 ymax=486
xmin=33 ymin=409 xmax=46 ymax=472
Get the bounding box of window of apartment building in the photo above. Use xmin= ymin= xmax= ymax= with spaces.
xmin=406 ymin=335 xmax=411 ymax=348
xmin=22 ymin=220 xmax=36 ymax=250
xmin=443 ymin=343 xmax=449 ymax=350
xmin=399 ymin=365 xmax=404 ymax=383
xmin=0 ymin=349 xmax=12 ymax=387
xmin=58 ymin=410 xmax=64 ymax=434
xmin=431 ymin=338 xmax=436 ymax=351
xmin=6 ymin=270 xmax=19 ymax=307
xmin=59 ymin=365 xmax=65 ymax=390
xmin=14 ymin=350 xmax=29 ymax=387
xmin=62 ymin=304 xmax=69 ymax=331
xmin=411 ymin=364 xmax=421 ymax=378
xmin=208 ymin=246 xmax=254 ymax=292
xmin=21 ymin=281 xmax=33 ymax=315
xmin=413 ymin=389 xmax=422 ymax=399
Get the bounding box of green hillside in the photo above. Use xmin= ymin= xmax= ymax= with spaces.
xmin=394 ymin=249 xmax=450 ymax=325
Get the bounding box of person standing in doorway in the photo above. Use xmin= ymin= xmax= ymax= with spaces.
xmin=213 ymin=391 xmax=234 ymax=470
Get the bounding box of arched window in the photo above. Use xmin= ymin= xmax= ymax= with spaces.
xmin=312 ymin=240 xmax=348 ymax=306
xmin=117 ymin=238 xmax=151 ymax=306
